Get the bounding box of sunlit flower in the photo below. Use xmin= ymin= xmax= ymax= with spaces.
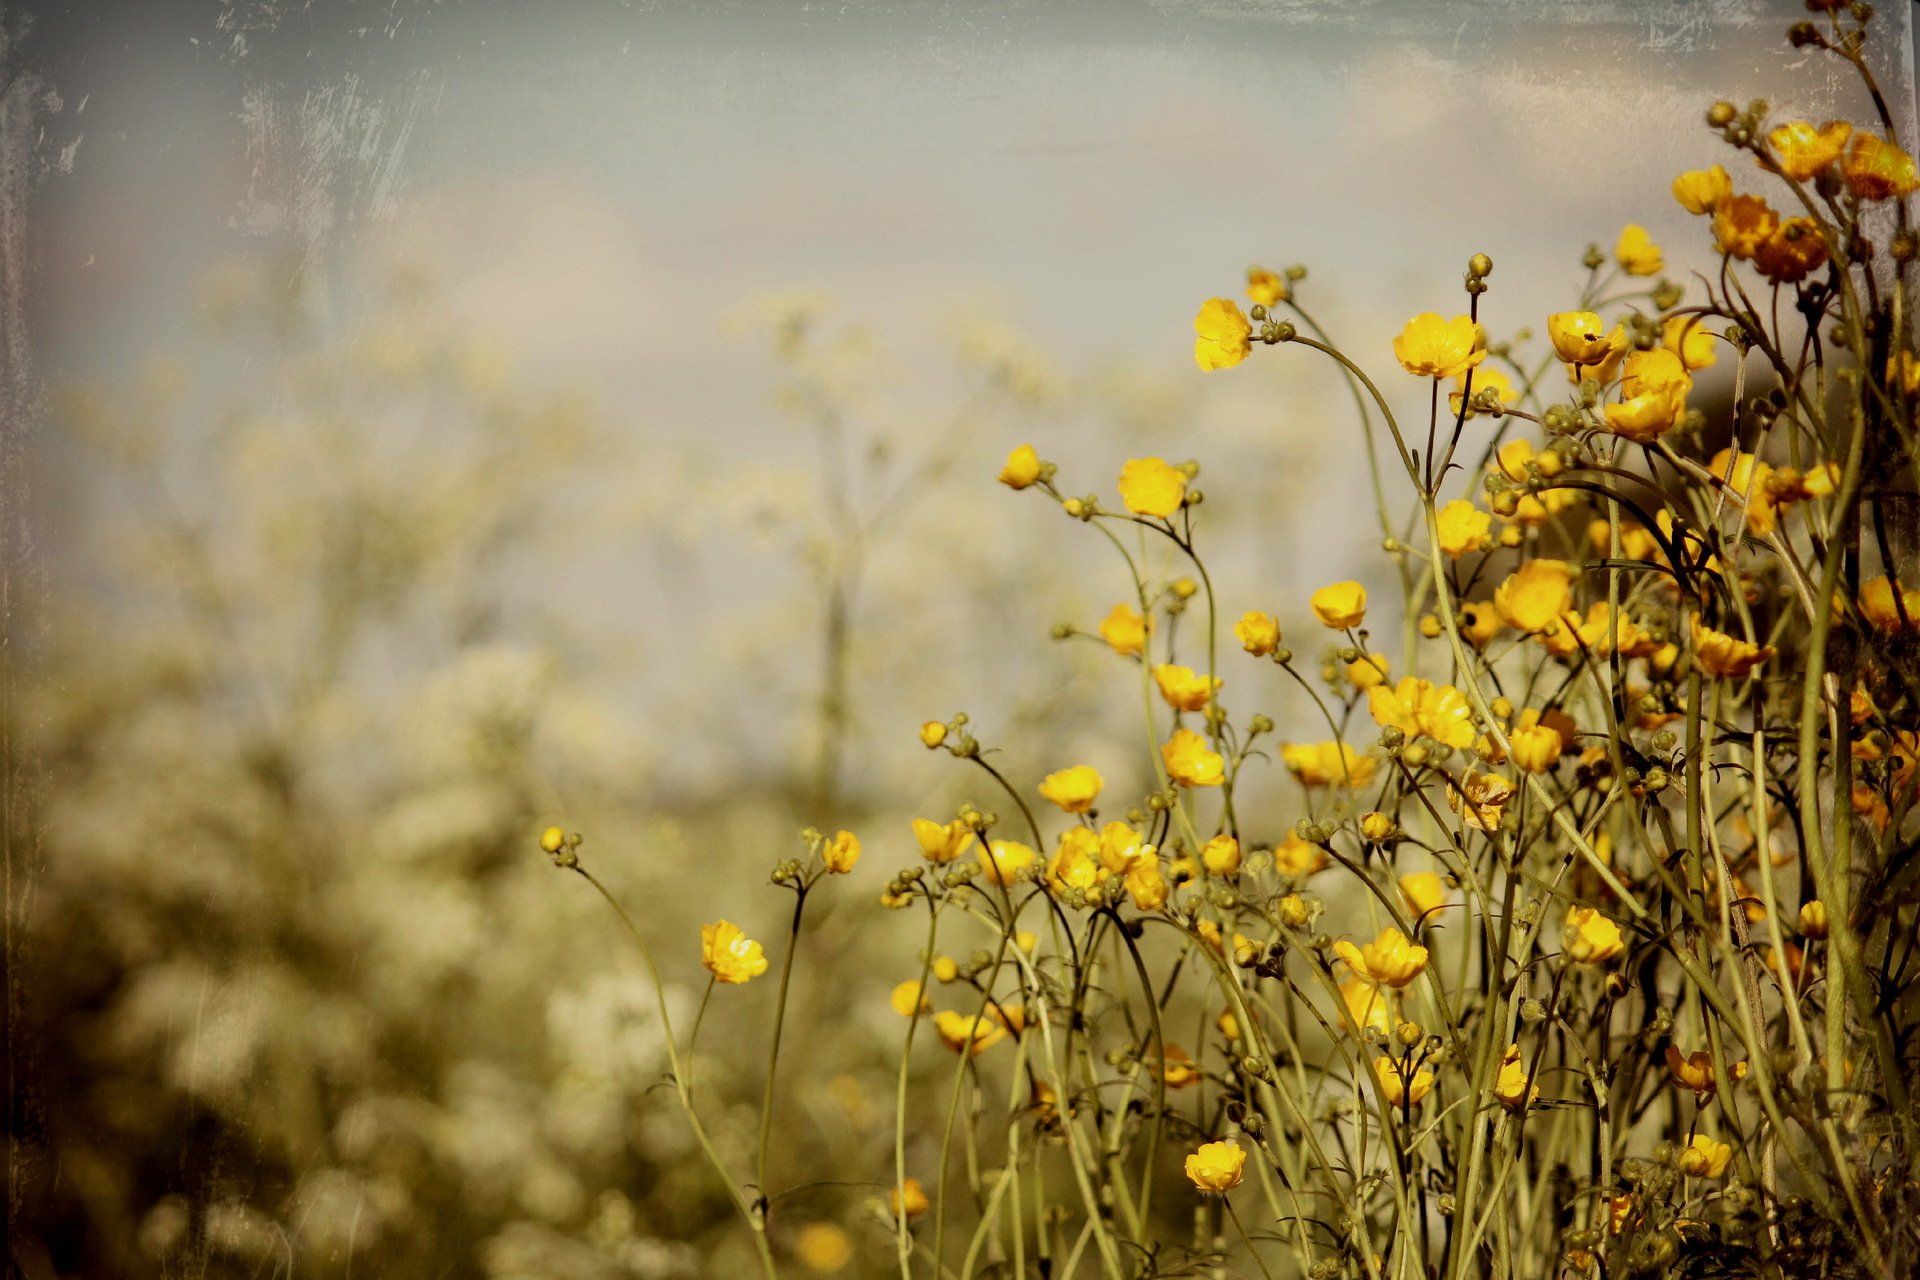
xmin=1038 ymin=765 xmax=1104 ymax=814
xmin=1393 ymin=312 xmax=1486 ymax=379
xmin=1118 ymin=457 xmax=1187 ymax=517
xmin=1690 ymin=615 xmax=1775 ymax=680
xmin=1662 ymin=314 xmax=1718 ymax=370
xmin=1340 ymin=978 xmax=1393 ymax=1037
xmin=1672 ymin=164 xmax=1732 ymax=214
xmin=889 ymin=1177 xmax=930 ymax=1221
xmin=1843 ymin=132 xmax=1920 ymax=200
xmin=1548 ymin=311 xmax=1613 ymax=365
xmin=1162 ymin=728 xmax=1225 ymax=787
xmin=978 ymin=839 xmax=1036 ymax=886
xmin=1098 ymin=602 xmax=1151 ymax=657
xmin=1281 ymin=740 xmax=1377 ymax=787
xmin=1153 ymin=663 xmax=1221 ymax=712
xmin=933 ymin=1010 xmax=1007 ymax=1055
xmin=1234 ymin=610 xmax=1281 ymax=656
xmin=1399 ymin=871 xmax=1447 ymax=919
xmin=795 ymin=1222 xmax=853 ymax=1273
xmin=1603 ymin=348 xmax=1690 ymax=444
xmin=998 ymin=443 xmax=1042 ymax=489
xmin=1493 ymin=1043 xmax=1539 ymax=1109
xmin=1538 ymin=602 xmax=1643 ymax=662
xmin=890 ymin=979 xmax=933 ymax=1017
xmin=1184 ymin=1140 xmax=1246 ymax=1192
xmin=824 ymin=829 xmax=861 ymax=873
xmin=1194 ymin=298 xmax=1253 ymax=371
xmin=1367 ymin=676 xmax=1475 ymax=749
xmin=1201 ymin=834 xmax=1242 ymax=876
xmin=1858 ymin=577 xmax=1920 ymax=630
xmin=1563 ymin=905 xmax=1625 ymax=964
xmin=913 ymin=817 xmax=977 ymax=864
xmin=1334 ymin=927 xmax=1429 ymax=988
xmin=1615 ymin=224 xmax=1664 ymax=276
xmin=1436 ymin=500 xmax=1492 ymax=557
xmin=1374 ymin=1054 xmax=1435 ymax=1107
xmin=1712 ymin=194 xmax=1778 ymax=260
xmin=1272 ymin=832 xmax=1329 ymax=878
xmin=1246 ymin=267 xmax=1288 ymax=307
xmin=1665 ymin=1045 xmax=1717 ymax=1097
xmin=1678 ymin=1135 xmax=1733 ymax=1179
xmin=1754 ymin=217 xmax=1828 ymax=284
xmin=1449 ymin=768 xmax=1515 ymax=831
xmin=1798 ymin=899 xmax=1830 ymax=939
xmin=1310 ymin=580 xmax=1367 ymax=629
xmin=701 ymin=920 xmax=770 ymax=985
xmin=1766 ymin=119 xmax=1851 ymax=181
xmin=1494 ymin=560 xmax=1576 ymax=633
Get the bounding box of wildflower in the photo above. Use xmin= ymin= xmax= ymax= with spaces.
xmin=1765 ymin=119 xmax=1851 ymax=181
xmin=1449 ymin=768 xmax=1515 ymax=831
xmin=1281 ymin=740 xmax=1376 ymax=787
xmin=1344 ymin=653 xmax=1390 ymax=691
xmin=1459 ymin=601 xmax=1503 ymax=648
xmin=1508 ymin=720 xmax=1564 ymax=774
xmin=1609 ymin=1192 xmax=1636 ymax=1234
xmin=1334 ymin=927 xmax=1429 ymax=988
xmin=795 ymin=1223 xmax=854 ymax=1272
xmin=1393 ymin=312 xmax=1486 ymax=379
xmin=913 ymin=817 xmax=976 ymax=864
xmin=1097 ymin=821 xmax=1149 ymax=873
xmin=1712 ymin=194 xmax=1778 ymax=260
xmin=998 ymin=444 xmax=1042 ymax=489
xmin=1493 ymin=1043 xmax=1539 ymax=1109
xmin=1310 ymin=580 xmax=1367 ymax=629
xmin=1125 ymin=858 xmax=1169 ymax=910
xmin=1663 ymin=314 xmax=1718 ymax=370
xmin=1860 ymin=576 xmax=1920 ymax=629
xmin=1367 ymin=676 xmax=1475 ymax=750
xmin=824 ymin=829 xmax=861 ymax=873
xmin=701 ymin=920 xmax=770 ymax=985
xmin=1153 ymin=663 xmax=1220 ymax=712
xmin=1436 ymin=500 xmax=1492 ymax=557
xmin=1798 ymin=899 xmax=1829 ymax=939
xmin=1162 ymin=728 xmax=1226 ymax=787
xmin=1690 ymin=616 xmax=1775 ymax=679
xmin=1154 ymin=1043 xmax=1202 ymax=1088
xmin=890 ymin=1177 xmax=931 ymax=1220
xmin=539 ymin=826 xmax=566 ymax=854
xmin=1235 ymin=610 xmax=1280 ymax=656
xmin=978 ymin=839 xmax=1036 ymax=886
xmin=1754 ymin=217 xmax=1828 ymax=284
xmin=1272 ymin=832 xmax=1329 ymax=878
xmin=931 ymin=955 xmax=960 ymax=983
xmin=1246 ymin=266 xmax=1287 ymax=307
xmin=1563 ymin=906 xmax=1625 ymax=964
xmin=1672 ymin=164 xmax=1732 ymax=214
xmin=1548 ymin=311 xmax=1613 ymax=365
xmin=1615 ymin=224 xmax=1664 ymax=276
xmin=1360 ymin=811 xmax=1396 ymax=843
xmin=1038 ymin=765 xmax=1104 ymax=814
xmin=890 ymin=980 xmax=933 ymax=1017
xmin=1843 ymin=132 xmax=1920 ymax=200
xmin=1194 ymin=298 xmax=1253 ymax=371
xmin=1399 ymin=871 xmax=1446 ymax=919
xmin=1448 ymin=364 xmax=1517 ymax=417
xmin=1118 ymin=457 xmax=1187 ymax=517
xmin=1494 ymin=560 xmax=1576 ymax=633
xmin=1666 ymin=1045 xmax=1717 ymax=1097
xmin=1098 ymin=602 xmax=1151 ymax=657
xmin=919 ymin=721 xmax=948 ymax=748
xmin=1340 ymin=978 xmax=1392 ymax=1037
xmin=1184 ymin=1140 xmax=1246 ymax=1192
xmin=933 ymin=1010 xmax=1007 ymax=1055
xmin=1603 ymin=348 xmax=1690 ymax=443
xmin=1374 ymin=1055 xmax=1435 ymax=1107
xmin=1201 ymin=833 xmax=1241 ymax=876
xmin=1706 ymin=447 xmax=1780 ymax=536
xmin=1678 ymin=1135 xmax=1733 ymax=1179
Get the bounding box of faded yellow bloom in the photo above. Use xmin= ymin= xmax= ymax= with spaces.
xmin=824 ymin=829 xmax=861 ymax=873
xmin=1754 ymin=217 xmax=1828 ymax=284
xmin=1367 ymin=677 xmax=1475 ymax=749
xmin=1153 ymin=663 xmax=1220 ymax=712
xmin=1310 ymin=580 xmax=1367 ymax=629
xmin=1436 ymin=500 xmax=1492 ymax=557
xmin=1539 ymin=602 xmax=1644 ymax=662
xmin=913 ymin=817 xmax=977 ymax=864
xmin=1272 ymin=832 xmax=1329 ymax=878
xmin=1281 ymin=740 xmax=1376 ymax=787
xmin=701 ymin=920 xmax=770 ymax=985
xmin=1374 ymin=1055 xmax=1435 ymax=1107
xmin=1201 ymin=833 xmax=1242 ymax=876
xmin=1844 ymin=132 xmax=1920 ymax=200
xmin=1038 ymin=765 xmax=1104 ymax=814
xmin=1662 ymin=314 xmax=1718 ymax=370
xmin=1118 ymin=456 xmax=1187 ymax=517
xmin=795 ymin=1222 xmax=853 ymax=1273
xmin=890 ymin=979 xmax=933 ymax=1017
xmin=1194 ymin=298 xmax=1253 ymax=371
xmin=998 ymin=443 xmax=1042 ymax=489
xmin=1399 ymin=871 xmax=1447 ymax=918
xmin=890 ymin=1177 xmax=930 ymax=1220
xmin=1246 ymin=266 xmax=1287 ymax=307
xmin=1393 ymin=312 xmax=1486 ymax=379
xmin=1493 ymin=1042 xmax=1539 ymax=1109
xmin=1162 ymin=728 xmax=1225 ymax=787
xmin=1713 ymin=193 xmax=1778 ymax=260
xmin=1340 ymin=978 xmax=1392 ymax=1037
xmin=1690 ymin=615 xmax=1775 ymax=680
xmin=1615 ymin=224 xmax=1664 ymax=276
xmin=1494 ymin=560 xmax=1576 ymax=633
xmin=1678 ymin=1135 xmax=1733 ymax=1179
xmin=1334 ymin=927 xmax=1429 ymax=989
xmin=1449 ymin=768 xmax=1515 ymax=831
xmin=1665 ymin=1045 xmax=1717 ymax=1097
xmin=1672 ymin=163 xmax=1732 ymax=214
xmin=1184 ymin=1140 xmax=1246 ymax=1192
xmin=1798 ymin=899 xmax=1830 ymax=939
xmin=1563 ymin=905 xmax=1625 ymax=964
xmin=978 ymin=839 xmax=1036 ymax=886
xmin=1098 ymin=602 xmax=1151 ymax=657
xmin=1345 ymin=652 xmax=1390 ymax=690
xmin=1766 ymin=119 xmax=1851 ymax=181
xmin=1547 ymin=311 xmax=1612 ymax=365
xmin=1234 ymin=610 xmax=1280 ymax=656
xmin=933 ymin=1010 xmax=1008 ymax=1055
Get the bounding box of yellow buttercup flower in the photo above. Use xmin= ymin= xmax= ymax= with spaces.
xmin=795 ymin=1222 xmax=853 ymax=1273
xmin=998 ymin=443 xmax=1042 ymax=489
xmin=1153 ymin=1042 xmax=1202 ymax=1088
xmin=1374 ymin=1055 xmax=1435 ymax=1108
xmin=1125 ymin=857 xmax=1169 ymax=910
xmin=539 ymin=826 xmax=566 ymax=854
xmin=1393 ymin=312 xmax=1486 ymax=379
xmin=1047 ymin=827 xmax=1104 ymax=896
xmin=1310 ymin=580 xmax=1367 ymax=629
xmin=889 ymin=1177 xmax=930 ymax=1220
xmin=1615 ymin=224 xmax=1664 ymax=276
xmin=1153 ymin=663 xmax=1220 ymax=711
xmin=1097 ymin=821 xmax=1149 ymax=873
xmin=1194 ymin=298 xmax=1253 ymax=371
xmin=1366 ymin=676 xmax=1475 ymax=750
xmin=824 ymin=829 xmax=861 ymax=873
xmin=1459 ymin=601 xmax=1504 ymax=648
xmin=913 ymin=816 xmax=977 ymax=864
xmin=933 ymin=1010 xmax=1007 ymax=1055
xmin=1098 ymin=602 xmax=1151 ymax=657
xmin=1604 ymin=379 xmax=1687 ymax=443
xmin=1798 ymin=899 xmax=1830 ymax=938
xmin=1678 ymin=1135 xmax=1733 ymax=1179
xmin=1672 ymin=163 xmax=1732 ymax=214
xmin=1494 ymin=560 xmax=1576 ymax=633
xmin=1560 ymin=323 xmax=1629 ymax=387
xmin=1662 ymin=314 xmax=1718 ymax=370
xmin=1448 ymin=768 xmax=1515 ymax=832
xmin=1272 ymin=832 xmax=1329 ymax=878
xmin=1493 ymin=1042 xmax=1539 ymax=1109
xmin=701 ymin=920 xmax=770 ymax=985
xmin=1547 ymin=311 xmax=1612 ymax=365
xmin=1857 ymin=577 xmax=1920 ymax=629
xmin=1334 ymin=927 xmax=1429 ymax=989
xmin=1344 ymin=652 xmax=1390 ymax=690
xmin=1183 ymin=1140 xmax=1246 ymax=1192
xmin=1563 ymin=905 xmax=1625 ymax=964
xmin=978 ymin=839 xmax=1036 ymax=886
xmin=1162 ymin=728 xmax=1225 ymax=787
xmin=1118 ymin=456 xmax=1187 ymax=517
xmin=1038 ymin=765 xmax=1104 ymax=814
xmin=1448 ymin=364 xmax=1518 ymax=417
xmin=1712 ymin=193 xmax=1778 ymax=260
xmin=1766 ymin=119 xmax=1851 ymax=181
xmin=919 ymin=720 xmax=948 ymax=748
xmin=1436 ymin=499 xmax=1492 ymax=557
xmin=1200 ymin=833 xmax=1241 ymax=876
xmin=1754 ymin=217 xmax=1828 ymax=284
xmin=1234 ymin=610 xmax=1280 ymax=656
xmin=1690 ymin=615 xmax=1775 ymax=680
xmin=1706 ymin=447 xmax=1780 ymax=536
xmin=1665 ymin=1045 xmax=1717 ymax=1097
xmin=1508 ymin=721 xmax=1564 ymax=773
xmin=1339 ymin=978 xmax=1392 ymax=1037
xmin=1280 ymin=740 xmax=1376 ymax=787
xmin=1539 ymin=602 xmax=1644 ymax=662
xmin=1246 ymin=266 xmax=1288 ymax=307
xmin=1399 ymin=871 xmax=1447 ymax=919
xmin=1843 ymin=132 xmax=1920 ymax=200
xmin=890 ymin=979 xmax=933 ymax=1017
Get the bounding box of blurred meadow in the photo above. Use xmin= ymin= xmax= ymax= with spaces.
xmin=4 ymin=2 xmax=1917 ymax=1278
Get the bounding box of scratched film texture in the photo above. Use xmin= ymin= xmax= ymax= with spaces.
xmin=2 ymin=2 xmax=1914 ymax=1277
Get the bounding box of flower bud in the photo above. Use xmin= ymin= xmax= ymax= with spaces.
xmin=1469 ymin=252 xmax=1493 ymax=278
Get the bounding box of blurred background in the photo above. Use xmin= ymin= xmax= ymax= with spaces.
xmin=2 ymin=1 xmax=1913 ymax=1276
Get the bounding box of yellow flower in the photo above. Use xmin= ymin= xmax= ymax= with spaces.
xmin=1038 ymin=765 xmax=1104 ymax=814
xmin=1374 ymin=1055 xmax=1435 ymax=1108
xmin=1493 ymin=1043 xmax=1539 ymax=1109
xmin=1118 ymin=456 xmax=1187 ymax=518
xmin=795 ymin=1222 xmax=853 ymax=1273
xmin=1098 ymin=602 xmax=1151 ymax=657
xmin=1125 ymin=858 xmax=1169 ymax=911
xmin=1754 ymin=217 xmax=1828 ymax=284
xmin=1334 ymin=927 xmax=1429 ymax=989
xmin=1447 ymin=365 xmax=1518 ymax=417
xmin=1194 ymin=298 xmax=1253 ymax=371
xmin=1690 ymin=615 xmax=1775 ymax=680
xmin=1340 ymin=978 xmax=1392 ymax=1037
xmin=1563 ymin=905 xmax=1625 ymax=964
xmin=1459 ymin=601 xmax=1504 ymax=648
xmin=1366 ymin=677 xmax=1475 ymax=750
xmin=824 ymin=829 xmax=861 ymax=873
xmin=933 ymin=955 xmax=960 ymax=982
xmin=1310 ymin=580 xmax=1367 ymax=629
xmin=1234 ymin=610 xmax=1280 ymax=656
xmin=1678 ymin=1135 xmax=1733 ymax=1179
xmin=1344 ymin=652 xmax=1390 ymax=690
xmin=1508 ymin=721 xmax=1564 ymax=774
xmin=1843 ymin=132 xmax=1920 ymax=200
xmin=1706 ymin=447 xmax=1779 ymax=536
xmin=1392 ymin=312 xmax=1486 ymax=379
xmin=1399 ymin=871 xmax=1447 ymax=919
xmin=1201 ymin=833 xmax=1242 ymax=876
xmin=1798 ymin=899 xmax=1830 ymax=939
xmin=1558 ymin=323 xmax=1629 ymax=387
xmin=1672 ymin=163 xmax=1732 ymax=214
xmin=1604 ymin=380 xmax=1687 ymax=443
xmin=1615 ymin=224 xmax=1664 ymax=276
xmin=919 ymin=720 xmax=948 ymax=748
xmin=1097 ymin=821 xmax=1150 ymax=873
xmin=1712 ymin=193 xmax=1778 ymax=260
xmin=933 ymin=1010 xmax=1007 ymax=1055
xmin=1183 ymin=1140 xmax=1247 ymax=1192
xmin=913 ymin=817 xmax=977 ymax=864
xmin=1046 ymin=827 xmax=1103 ymax=896
xmin=1436 ymin=500 xmax=1492 ymax=557
xmin=890 ymin=979 xmax=933 ymax=1017
xmin=998 ymin=443 xmax=1042 ymax=489
xmin=1153 ymin=663 xmax=1220 ymax=711
xmin=1766 ymin=119 xmax=1852 ymax=181
xmin=1665 ymin=1045 xmax=1717 ymax=1097
xmin=1280 ymin=740 xmax=1376 ymax=787
xmin=1662 ymin=314 xmax=1718 ymax=371
xmin=539 ymin=826 xmax=566 ymax=854
xmin=701 ymin=920 xmax=770 ymax=985
xmin=1272 ymin=832 xmax=1329 ymax=878
xmin=889 ymin=1177 xmax=930 ymax=1220
xmin=1547 ymin=311 xmax=1613 ymax=365
xmin=1494 ymin=560 xmax=1576 ymax=633
xmin=1162 ymin=728 xmax=1225 ymax=787
xmin=1153 ymin=1042 xmax=1202 ymax=1088
xmin=1246 ymin=267 xmax=1287 ymax=308
xmin=1448 ymin=768 xmax=1515 ymax=832
xmin=978 ymin=839 xmax=1036 ymax=886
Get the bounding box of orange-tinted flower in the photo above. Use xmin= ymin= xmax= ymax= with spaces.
xmin=1038 ymin=765 xmax=1104 ymax=814
xmin=913 ymin=816 xmax=977 ymax=864
xmin=1766 ymin=119 xmax=1852 ymax=181
xmin=1234 ymin=610 xmax=1280 ymax=656
xmin=1615 ymin=224 xmax=1663 ymax=276
xmin=1493 ymin=1042 xmax=1538 ymax=1109
xmin=1184 ymin=1140 xmax=1246 ymax=1192
xmin=1494 ymin=560 xmax=1576 ymax=633
xmin=1436 ymin=499 xmax=1492 ymax=557
xmin=701 ymin=920 xmax=770 ymax=985
xmin=1246 ymin=267 xmax=1288 ymax=308
xmin=1448 ymin=768 xmax=1515 ymax=831
xmin=1713 ymin=194 xmax=1778 ymax=260
xmin=1399 ymin=870 xmax=1447 ymax=918
xmin=1662 ymin=314 xmax=1718 ymax=370
xmin=1153 ymin=663 xmax=1220 ymax=711
xmin=1754 ymin=217 xmax=1828 ymax=284
xmin=1691 ymin=615 xmax=1775 ymax=680
xmin=1843 ymin=132 xmax=1920 ymax=200
xmin=998 ymin=443 xmax=1042 ymax=489
xmin=1281 ymin=740 xmax=1376 ymax=787
xmin=1548 ymin=311 xmax=1613 ymax=365
xmin=1374 ymin=1054 xmax=1435 ymax=1107
xmin=1563 ymin=905 xmax=1625 ymax=964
